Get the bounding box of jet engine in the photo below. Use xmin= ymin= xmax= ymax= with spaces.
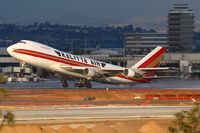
xmin=83 ymin=68 xmax=97 ymax=77
xmin=123 ymin=68 xmax=142 ymax=78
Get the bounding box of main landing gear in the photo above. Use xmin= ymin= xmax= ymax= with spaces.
xmin=74 ymin=79 xmax=92 ymax=88
xmin=61 ymin=78 xmax=68 ymax=88
xmin=61 ymin=78 xmax=92 ymax=88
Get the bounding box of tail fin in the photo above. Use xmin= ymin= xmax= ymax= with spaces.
xmin=132 ymin=46 xmax=166 ymax=68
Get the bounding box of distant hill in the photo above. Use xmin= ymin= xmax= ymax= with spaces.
xmin=50 ymin=12 xmax=126 ymax=26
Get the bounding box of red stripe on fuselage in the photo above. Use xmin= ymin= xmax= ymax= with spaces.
xmin=138 ymin=48 xmax=166 ymax=68
xmin=14 ymin=49 xmax=96 ymax=67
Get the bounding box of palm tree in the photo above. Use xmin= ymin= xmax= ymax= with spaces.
xmin=1 ymin=112 xmax=15 ymax=128
xmin=168 ymin=127 xmax=177 ymax=133
xmin=169 ymin=103 xmax=200 ymax=133
xmin=0 ymin=88 xmax=15 ymax=130
xmin=186 ymin=103 xmax=200 ymax=133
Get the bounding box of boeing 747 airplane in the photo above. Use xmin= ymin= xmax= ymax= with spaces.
xmin=7 ymin=40 xmax=174 ymax=88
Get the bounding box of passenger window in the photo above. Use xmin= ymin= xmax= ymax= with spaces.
xmin=62 ymin=53 xmax=65 ymax=57
xmin=65 ymin=54 xmax=69 ymax=58
xmin=55 ymin=51 xmax=61 ymax=56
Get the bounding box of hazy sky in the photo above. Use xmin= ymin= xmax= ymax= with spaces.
xmin=0 ymin=0 xmax=199 ymax=24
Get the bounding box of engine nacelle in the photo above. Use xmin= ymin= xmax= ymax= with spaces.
xmin=83 ymin=68 xmax=96 ymax=77
xmin=123 ymin=69 xmax=135 ymax=77
xmin=123 ymin=68 xmax=142 ymax=78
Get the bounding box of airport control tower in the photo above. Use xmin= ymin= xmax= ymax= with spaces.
xmin=168 ymin=4 xmax=195 ymax=52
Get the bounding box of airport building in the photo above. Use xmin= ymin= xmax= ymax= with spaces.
xmin=89 ymin=53 xmax=200 ymax=77
xmin=83 ymin=48 xmax=124 ymax=55
xmin=168 ymin=4 xmax=195 ymax=52
xmin=124 ymin=33 xmax=168 ymax=55
xmin=0 ymin=47 xmax=19 ymax=68
xmin=0 ymin=47 xmax=34 ymax=81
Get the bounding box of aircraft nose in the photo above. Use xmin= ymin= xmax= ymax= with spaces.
xmin=7 ymin=45 xmax=14 ymax=55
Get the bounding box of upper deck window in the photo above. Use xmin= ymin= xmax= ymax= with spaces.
xmin=18 ymin=41 xmax=26 ymax=44
xmin=55 ymin=51 xmax=61 ymax=56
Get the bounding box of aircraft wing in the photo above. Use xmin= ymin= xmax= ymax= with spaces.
xmin=100 ymin=67 xmax=125 ymax=72
xmin=60 ymin=64 xmax=125 ymax=76
xmin=60 ymin=64 xmax=126 ymax=71
xmin=60 ymin=64 xmax=178 ymax=79
xmin=60 ymin=65 xmax=87 ymax=71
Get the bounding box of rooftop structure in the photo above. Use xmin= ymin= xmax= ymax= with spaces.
xmin=168 ymin=4 xmax=195 ymax=52
xmin=124 ymin=33 xmax=168 ymax=55
xmin=0 ymin=47 xmax=19 ymax=67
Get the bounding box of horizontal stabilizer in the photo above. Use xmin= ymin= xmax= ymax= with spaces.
xmin=140 ymin=67 xmax=178 ymax=72
xmin=144 ymin=76 xmax=180 ymax=79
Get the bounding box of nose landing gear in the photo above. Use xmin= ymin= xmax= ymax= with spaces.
xmin=19 ymin=62 xmax=26 ymax=77
xmin=61 ymin=78 xmax=92 ymax=88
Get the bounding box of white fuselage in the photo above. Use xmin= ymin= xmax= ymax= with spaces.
xmin=7 ymin=40 xmax=150 ymax=84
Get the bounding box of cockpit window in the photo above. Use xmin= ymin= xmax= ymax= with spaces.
xmin=18 ymin=41 xmax=26 ymax=44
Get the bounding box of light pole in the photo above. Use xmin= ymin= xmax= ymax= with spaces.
xmin=71 ymin=39 xmax=73 ymax=53
xmin=84 ymin=37 xmax=87 ymax=55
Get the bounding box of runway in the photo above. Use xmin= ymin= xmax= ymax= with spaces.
xmin=5 ymin=106 xmax=192 ymax=121
xmin=2 ymin=79 xmax=200 ymax=90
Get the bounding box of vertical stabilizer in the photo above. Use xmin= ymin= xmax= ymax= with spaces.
xmin=132 ymin=46 xmax=166 ymax=68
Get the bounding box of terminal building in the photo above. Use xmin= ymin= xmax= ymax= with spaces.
xmin=168 ymin=4 xmax=195 ymax=52
xmin=0 ymin=47 xmax=34 ymax=82
xmin=124 ymin=33 xmax=168 ymax=55
xmin=89 ymin=52 xmax=200 ymax=78
xmin=0 ymin=48 xmax=19 ymax=68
